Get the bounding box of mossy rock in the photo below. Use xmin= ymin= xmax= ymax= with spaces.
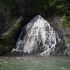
xmin=0 ymin=17 xmax=23 ymax=55
xmin=66 ymin=37 xmax=70 ymax=43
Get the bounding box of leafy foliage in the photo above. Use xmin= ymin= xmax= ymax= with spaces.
xmin=0 ymin=0 xmax=70 ymax=17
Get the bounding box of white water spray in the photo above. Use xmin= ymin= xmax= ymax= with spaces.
xmin=12 ymin=15 xmax=60 ymax=56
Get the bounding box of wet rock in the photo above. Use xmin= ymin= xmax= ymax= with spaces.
xmin=64 ymin=43 xmax=70 ymax=56
xmin=0 ymin=48 xmax=6 ymax=56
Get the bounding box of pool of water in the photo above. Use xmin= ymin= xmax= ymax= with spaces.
xmin=0 ymin=56 xmax=70 ymax=70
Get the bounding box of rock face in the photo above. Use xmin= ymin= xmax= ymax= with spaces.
xmin=12 ymin=15 xmax=63 ymax=56
xmin=0 ymin=15 xmax=23 ymax=56
xmin=0 ymin=3 xmax=24 ymax=56
xmin=0 ymin=5 xmax=5 ymax=35
xmin=0 ymin=48 xmax=6 ymax=56
xmin=64 ymin=45 xmax=70 ymax=56
xmin=48 ymin=15 xmax=70 ymax=56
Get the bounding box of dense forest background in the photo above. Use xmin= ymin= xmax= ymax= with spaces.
xmin=0 ymin=0 xmax=70 ymax=55
xmin=0 ymin=0 xmax=70 ymax=19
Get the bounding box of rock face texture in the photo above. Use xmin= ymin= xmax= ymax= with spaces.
xmin=0 ymin=9 xmax=23 ymax=55
xmin=0 ymin=5 xmax=5 ymax=35
xmin=12 ymin=15 xmax=64 ymax=56
xmin=0 ymin=4 xmax=23 ymax=56
xmin=48 ymin=15 xmax=70 ymax=56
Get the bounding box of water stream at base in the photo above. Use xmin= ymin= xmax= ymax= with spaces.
xmin=0 ymin=57 xmax=70 ymax=70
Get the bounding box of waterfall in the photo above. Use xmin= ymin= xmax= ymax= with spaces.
xmin=12 ymin=15 xmax=60 ymax=56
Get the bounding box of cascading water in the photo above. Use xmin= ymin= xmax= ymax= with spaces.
xmin=12 ymin=15 xmax=61 ymax=56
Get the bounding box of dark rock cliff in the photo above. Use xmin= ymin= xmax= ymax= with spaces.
xmin=0 ymin=5 xmax=23 ymax=55
xmin=0 ymin=5 xmax=5 ymax=35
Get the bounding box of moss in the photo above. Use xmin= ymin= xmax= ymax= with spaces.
xmin=61 ymin=15 xmax=70 ymax=33
xmin=0 ymin=36 xmax=13 ymax=52
xmin=0 ymin=20 xmax=21 ymax=53
xmin=61 ymin=14 xmax=70 ymax=28
xmin=61 ymin=14 xmax=67 ymax=28
xmin=66 ymin=37 xmax=70 ymax=43
xmin=61 ymin=15 xmax=70 ymax=44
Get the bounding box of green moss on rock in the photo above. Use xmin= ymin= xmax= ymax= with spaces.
xmin=0 ymin=17 xmax=22 ymax=55
xmin=66 ymin=37 xmax=70 ymax=43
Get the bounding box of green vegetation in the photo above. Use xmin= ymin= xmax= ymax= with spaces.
xmin=61 ymin=14 xmax=70 ymax=43
xmin=62 ymin=15 xmax=70 ymax=28
xmin=0 ymin=0 xmax=21 ymax=17
xmin=0 ymin=19 xmax=20 ymax=53
xmin=0 ymin=0 xmax=70 ymax=18
xmin=66 ymin=37 xmax=70 ymax=43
